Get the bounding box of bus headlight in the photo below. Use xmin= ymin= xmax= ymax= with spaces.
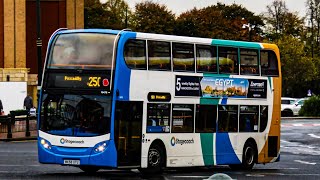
xmin=94 ymin=141 xmax=108 ymax=153
xmin=40 ymin=138 xmax=52 ymax=150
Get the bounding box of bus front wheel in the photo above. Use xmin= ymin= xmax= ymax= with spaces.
xmin=139 ymin=144 xmax=165 ymax=174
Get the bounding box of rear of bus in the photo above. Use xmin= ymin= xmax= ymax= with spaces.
xmin=37 ymin=29 xmax=119 ymax=170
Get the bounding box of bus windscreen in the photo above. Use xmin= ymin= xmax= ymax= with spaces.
xmin=48 ymin=33 xmax=117 ymax=69
xmin=40 ymin=93 xmax=111 ymax=137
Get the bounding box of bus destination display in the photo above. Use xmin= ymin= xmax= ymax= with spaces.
xmin=46 ymin=74 xmax=110 ymax=90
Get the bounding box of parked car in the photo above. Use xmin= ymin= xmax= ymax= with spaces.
xmin=281 ymin=97 xmax=297 ymax=105
xmin=281 ymin=97 xmax=307 ymax=116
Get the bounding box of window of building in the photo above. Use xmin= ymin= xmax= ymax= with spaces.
xmin=218 ymin=47 xmax=238 ymax=74
xmin=172 ymin=104 xmax=194 ymax=133
xmin=148 ymin=41 xmax=171 ymax=71
xmin=260 ymin=106 xmax=268 ymax=132
xmin=239 ymin=105 xmax=259 ymax=132
xmin=218 ymin=105 xmax=238 ymax=132
xmin=240 ymin=49 xmax=259 ymax=75
xmin=195 ymin=105 xmax=217 ymax=133
xmin=146 ymin=103 xmax=170 ymax=133
xmin=196 ymin=45 xmax=217 ymax=73
xmin=124 ymin=39 xmax=146 ymax=69
xmin=261 ymin=50 xmax=279 ymax=76
xmin=173 ymin=43 xmax=195 ymax=72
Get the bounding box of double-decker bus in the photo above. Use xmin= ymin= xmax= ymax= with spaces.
xmin=38 ymin=28 xmax=281 ymax=173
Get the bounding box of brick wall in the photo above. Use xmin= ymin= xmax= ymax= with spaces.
xmin=0 ymin=68 xmax=28 ymax=82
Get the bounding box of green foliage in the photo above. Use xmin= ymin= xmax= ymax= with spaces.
xmin=175 ymin=3 xmax=264 ymax=41
xmin=84 ymin=0 xmax=131 ymax=29
xmin=130 ymin=1 xmax=175 ymax=34
xmin=299 ymin=96 xmax=320 ymax=116
xmin=274 ymin=35 xmax=316 ymax=97
xmin=263 ymin=0 xmax=304 ymax=41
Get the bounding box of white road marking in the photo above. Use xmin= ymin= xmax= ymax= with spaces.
xmin=280 ymin=140 xmax=320 ymax=155
xmin=294 ymin=160 xmax=316 ymax=165
xmin=308 ymin=134 xmax=320 ymax=139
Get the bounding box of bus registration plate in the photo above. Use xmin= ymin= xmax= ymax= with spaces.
xmin=64 ymin=159 xmax=80 ymax=165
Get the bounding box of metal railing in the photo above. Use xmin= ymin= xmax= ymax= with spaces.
xmin=0 ymin=111 xmax=37 ymax=140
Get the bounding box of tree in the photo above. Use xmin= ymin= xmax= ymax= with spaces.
xmin=306 ymin=0 xmax=320 ymax=58
xmin=84 ymin=0 xmax=131 ymax=29
xmin=175 ymin=3 xmax=264 ymax=41
xmin=174 ymin=8 xmax=203 ymax=37
xmin=274 ymin=35 xmax=316 ymax=97
xmin=217 ymin=3 xmax=265 ymax=41
xmin=103 ymin=0 xmax=131 ymax=29
xmin=130 ymin=1 xmax=176 ymax=34
xmin=264 ymin=0 xmax=288 ymax=34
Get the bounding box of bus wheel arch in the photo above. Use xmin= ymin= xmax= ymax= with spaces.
xmin=140 ymin=139 xmax=167 ymax=174
xmin=242 ymin=138 xmax=258 ymax=170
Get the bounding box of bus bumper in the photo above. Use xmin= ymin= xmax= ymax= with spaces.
xmin=38 ymin=139 xmax=117 ymax=167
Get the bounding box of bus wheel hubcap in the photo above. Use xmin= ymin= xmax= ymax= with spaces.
xmin=149 ymin=149 xmax=160 ymax=167
xmin=245 ymin=147 xmax=254 ymax=165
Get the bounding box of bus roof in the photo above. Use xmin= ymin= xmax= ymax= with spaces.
xmin=54 ymin=29 xmax=277 ymax=50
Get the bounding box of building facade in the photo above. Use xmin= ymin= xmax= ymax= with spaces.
xmin=0 ymin=0 xmax=84 ymax=107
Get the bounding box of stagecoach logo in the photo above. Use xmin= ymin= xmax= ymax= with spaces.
xmin=60 ymin=138 xmax=84 ymax=144
xmin=170 ymin=137 xmax=194 ymax=146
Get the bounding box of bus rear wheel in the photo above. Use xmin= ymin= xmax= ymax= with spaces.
xmin=229 ymin=141 xmax=256 ymax=170
xmin=79 ymin=166 xmax=100 ymax=174
xmin=242 ymin=142 xmax=256 ymax=170
xmin=139 ymin=144 xmax=165 ymax=174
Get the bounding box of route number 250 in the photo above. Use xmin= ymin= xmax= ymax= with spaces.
xmin=87 ymin=77 xmax=101 ymax=87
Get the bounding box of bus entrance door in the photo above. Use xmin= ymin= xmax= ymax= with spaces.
xmin=115 ymin=101 xmax=143 ymax=167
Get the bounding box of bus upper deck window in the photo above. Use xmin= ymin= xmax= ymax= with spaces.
xmin=50 ymin=33 xmax=116 ymax=69
xmin=261 ymin=50 xmax=279 ymax=77
xmin=240 ymin=49 xmax=259 ymax=75
xmin=196 ymin=45 xmax=217 ymax=73
xmin=148 ymin=41 xmax=171 ymax=71
xmin=173 ymin=43 xmax=195 ymax=72
xmin=124 ymin=39 xmax=146 ymax=69
xmin=218 ymin=47 xmax=238 ymax=74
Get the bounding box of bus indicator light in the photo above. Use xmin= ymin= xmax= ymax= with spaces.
xmin=103 ymin=79 xmax=109 ymax=86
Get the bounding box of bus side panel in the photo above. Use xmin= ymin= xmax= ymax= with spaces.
xmin=114 ymin=31 xmax=138 ymax=102
xmin=215 ymin=133 xmax=241 ymax=165
xmin=257 ymin=77 xmax=281 ymax=163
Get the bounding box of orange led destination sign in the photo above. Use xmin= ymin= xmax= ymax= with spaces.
xmin=47 ymin=74 xmax=110 ymax=90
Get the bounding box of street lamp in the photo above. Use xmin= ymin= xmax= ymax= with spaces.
xmin=36 ymin=0 xmax=42 ymax=88
xmin=242 ymin=23 xmax=255 ymax=41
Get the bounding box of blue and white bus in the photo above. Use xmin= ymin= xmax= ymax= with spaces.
xmin=38 ymin=28 xmax=281 ymax=173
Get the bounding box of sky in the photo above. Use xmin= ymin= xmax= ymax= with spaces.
xmin=123 ymin=0 xmax=307 ymax=18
